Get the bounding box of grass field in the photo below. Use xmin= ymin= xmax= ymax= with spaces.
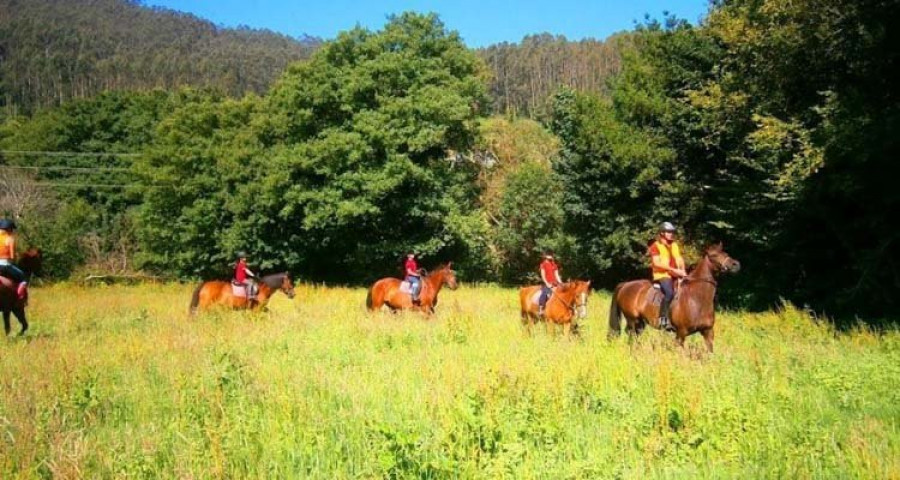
xmin=1 ymin=283 xmax=898 ymax=479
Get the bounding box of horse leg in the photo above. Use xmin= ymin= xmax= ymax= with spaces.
xmin=625 ymin=317 xmax=638 ymax=337
xmin=13 ymin=307 xmax=27 ymax=336
xmin=701 ymin=328 xmax=714 ymax=354
xmin=3 ymin=310 xmax=10 ymax=336
xmin=675 ymin=331 xmax=687 ymax=349
xmin=521 ymin=312 xmax=533 ymax=335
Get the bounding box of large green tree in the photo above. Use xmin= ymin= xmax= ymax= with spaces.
xmin=137 ymin=13 xmax=490 ymax=281
xmin=552 ymin=1 xmax=900 ymax=317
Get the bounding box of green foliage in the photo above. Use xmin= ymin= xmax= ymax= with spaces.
xmin=551 ymin=86 xmax=678 ymax=281
xmin=550 ymin=2 xmax=900 ymax=317
xmin=475 ymin=117 xmax=564 ymax=282
xmin=1 ymin=90 xmax=178 ymax=278
xmin=0 ymin=0 xmax=320 ymax=114
xmin=478 ymin=33 xmax=622 ymax=118
xmin=136 ymin=13 xmax=489 ymax=281
xmin=135 ymin=90 xmax=262 ymax=278
xmin=492 ymin=162 xmax=567 ymax=283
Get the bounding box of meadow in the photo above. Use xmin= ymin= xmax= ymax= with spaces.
xmin=1 ymin=283 xmax=898 ymax=479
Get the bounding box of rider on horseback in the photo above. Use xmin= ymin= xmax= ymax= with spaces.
xmin=649 ymin=222 xmax=686 ymax=331
xmin=538 ymin=249 xmax=562 ymax=317
xmin=405 ymin=252 xmax=422 ymax=305
xmin=0 ymin=219 xmax=27 ymax=300
xmin=234 ymin=252 xmax=258 ymax=301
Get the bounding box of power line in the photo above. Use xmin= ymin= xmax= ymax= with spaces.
xmin=30 ymin=182 xmax=165 ymax=189
xmin=0 ymin=150 xmax=142 ymax=158
xmin=0 ymin=165 xmax=134 ymax=172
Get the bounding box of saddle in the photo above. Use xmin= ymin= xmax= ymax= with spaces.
xmin=0 ymin=276 xmax=27 ymax=304
xmin=530 ymin=289 xmax=545 ymax=306
xmin=650 ymin=280 xmax=682 ymax=306
xmin=399 ymin=281 xmax=413 ymax=294
xmin=231 ymin=281 xmax=248 ymax=298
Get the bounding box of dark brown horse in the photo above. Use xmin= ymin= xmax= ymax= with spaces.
xmin=0 ymin=248 xmax=42 ymax=336
xmin=608 ymin=243 xmax=740 ymax=352
xmin=189 ymin=272 xmax=295 ymax=315
xmin=366 ymin=263 xmax=458 ymax=315
xmin=520 ymin=280 xmax=592 ymax=336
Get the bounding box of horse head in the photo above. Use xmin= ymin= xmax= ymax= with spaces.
xmin=18 ymin=248 xmax=42 ymax=278
xmin=262 ymin=272 xmax=295 ymax=299
xmin=281 ymin=273 xmax=296 ymax=299
xmin=706 ymin=243 xmax=741 ymax=274
xmin=435 ymin=262 xmax=458 ymax=290
xmin=573 ymin=280 xmax=592 ymax=319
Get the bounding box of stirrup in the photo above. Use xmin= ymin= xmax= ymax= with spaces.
xmin=659 ymin=316 xmax=675 ymax=332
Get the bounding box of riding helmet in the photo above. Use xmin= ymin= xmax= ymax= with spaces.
xmin=660 ymin=221 xmax=676 ymax=233
xmin=0 ymin=219 xmax=16 ymax=231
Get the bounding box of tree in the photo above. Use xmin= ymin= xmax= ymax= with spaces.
xmin=136 ymin=13 xmax=491 ymax=282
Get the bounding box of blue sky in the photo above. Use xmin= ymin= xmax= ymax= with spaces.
xmin=143 ymin=0 xmax=710 ymax=47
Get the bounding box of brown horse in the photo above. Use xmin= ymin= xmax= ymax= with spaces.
xmin=0 ymin=248 xmax=42 ymax=336
xmin=366 ymin=263 xmax=458 ymax=314
xmin=189 ymin=272 xmax=295 ymax=315
xmin=608 ymin=243 xmax=740 ymax=352
xmin=520 ymin=280 xmax=592 ymax=336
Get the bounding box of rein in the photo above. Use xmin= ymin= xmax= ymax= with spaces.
xmin=684 ymin=277 xmax=717 ymax=287
xmin=683 ymin=255 xmax=721 ymax=287
xmin=553 ymin=290 xmax=586 ymax=313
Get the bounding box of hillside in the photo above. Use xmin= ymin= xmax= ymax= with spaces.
xmin=0 ymin=0 xmax=321 ymax=114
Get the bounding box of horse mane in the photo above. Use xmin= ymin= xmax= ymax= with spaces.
xmin=260 ymin=272 xmax=289 ymax=287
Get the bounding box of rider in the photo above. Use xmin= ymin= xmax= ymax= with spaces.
xmin=0 ymin=219 xmax=28 ymax=300
xmin=233 ymin=251 xmax=258 ymax=301
xmin=405 ymin=252 xmax=422 ymax=305
xmin=649 ymin=222 xmax=687 ymax=331
xmin=538 ymin=249 xmax=563 ymax=316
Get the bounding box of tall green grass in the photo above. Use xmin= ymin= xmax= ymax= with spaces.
xmin=1 ymin=283 xmax=898 ymax=478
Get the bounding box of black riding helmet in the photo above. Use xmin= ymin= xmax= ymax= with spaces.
xmin=0 ymin=219 xmax=16 ymax=231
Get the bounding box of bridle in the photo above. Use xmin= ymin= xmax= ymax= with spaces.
xmin=684 ymin=254 xmax=734 ymax=288
xmin=555 ymin=289 xmax=589 ymax=318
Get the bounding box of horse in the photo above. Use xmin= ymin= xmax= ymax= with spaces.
xmin=366 ymin=263 xmax=458 ymax=315
xmin=608 ymin=243 xmax=740 ymax=352
xmin=520 ymin=280 xmax=592 ymax=337
xmin=189 ymin=272 xmax=295 ymax=315
xmin=0 ymin=248 xmax=42 ymax=336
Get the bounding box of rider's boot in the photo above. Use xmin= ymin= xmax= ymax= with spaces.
xmin=659 ymin=299 xmax=675 ymax=332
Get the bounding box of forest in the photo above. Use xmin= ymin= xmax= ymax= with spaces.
xmin=1 ymin=0 xmax=898 ymax=320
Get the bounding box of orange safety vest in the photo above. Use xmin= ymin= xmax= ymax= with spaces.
xmin=0 ymin=231 xmax=14 ymax=260
xmin=0 ymin=230 xmax=16 ymax=260
xmin=650 ymin=239 xmax=682 ymax=281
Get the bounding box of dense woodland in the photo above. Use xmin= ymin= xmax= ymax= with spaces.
xmin=478 ymin=34 xmax=623 ymax=117
xmin=1 ymin=0 xmax=898 ymax=320
xmin=0 ymin=0 xmax=321 ymax=114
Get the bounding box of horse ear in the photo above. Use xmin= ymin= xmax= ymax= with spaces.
xmin=447 ymin=261 xmax=452 ymax=268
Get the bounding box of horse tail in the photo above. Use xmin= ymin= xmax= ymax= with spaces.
xmin=365 ymin=285 xmax=374 ymax=311
xmin=189 ymin=282 xmax=204 ymax=316
xmin=608 ymin=284 xmax=623 ymax=340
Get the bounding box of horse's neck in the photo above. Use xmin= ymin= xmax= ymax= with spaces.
xmin=554 ymin=288 xmax=577 ymax=306
xmin=424 ymin=271 xmax=445 ymax=295
xmin=261 ymin=274 xmax=282 ymax=289
xmin=688 ymin=257 xmax=716 ymax=283
xmin=681 ymin=258 xmax=716 ymax=312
